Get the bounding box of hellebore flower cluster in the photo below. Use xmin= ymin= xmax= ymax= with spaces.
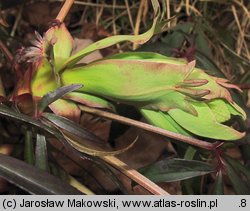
xmin=14 ymin=20 xmax=246 ymax=142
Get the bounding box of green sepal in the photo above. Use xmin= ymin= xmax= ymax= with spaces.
xmin=64 ymin=92 xmax=115 ymax=111
xmin=168 ymin=101 xmax=245 ymax=140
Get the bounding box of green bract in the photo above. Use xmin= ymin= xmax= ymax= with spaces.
xmin=16 ymin=10 xmax=246 ymax=141
xmin=61 ymin=53 xmax=245 ymax=140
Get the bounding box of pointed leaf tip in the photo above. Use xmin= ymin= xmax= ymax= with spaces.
xmin=38 ymin=84 xmax=83 ymax=114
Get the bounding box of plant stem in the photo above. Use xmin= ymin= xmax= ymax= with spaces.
xmin=0 ymin=41 xmax=13 ymax=62
xmin=79 ymin=105 xmax=217 ymax=150
xmin=56 ymin=0 xmax=74 ymax=22
xmin=103 ymin=156 xmax=169 ymax=195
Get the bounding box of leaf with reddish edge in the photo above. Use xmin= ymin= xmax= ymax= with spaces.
xmin=13 ymin=94 xmax=34 ymax=115
xmin=224 ymin=159 xmax=250 ymax=194
xmin=0 ymin=153 xmax=81 ymax=194
xmin=0 ymin=96 xmax=7 ymax=103
xmin=139 ymin=158 xmax=215 ymax=182
xmin=207 ymin=99 xmax=231 ymax=123
xmin=12 ymin=65 xmax=33 ymax=99
xmin=49 ymin=99 xmax=81 ymax=123
xmin=62 ymin=130 xmax=138 ymax=156
xmin=62 ymin=58 xmax=198 ymax=115
xmin=35 ymin=134 xmax=49 ymax=171
xmin=216 ymin=78 xmax=242 ymax=92
xmin=223 ymin=155 xmax=250 ymax=182
xmin=186 ymin=68 xmax=237 ymax=103
xmin=46 ymin=23 xmax=73 ymax=72
xmin=64 ymin=92 xmax=115 ymax=111
xmin=59 ymin=1 xmax=170 ymax=70
xmin=61 ymin=51 xmax=246 ymax=140
xmin=226 ymin=102 xmax=246 ymax=120
xmin=168 ymin=101 xmax=245 ymax=140
xmin=42 ymin=112 xmax=109 ymax=149
xmin=140 ymin=108 xmax=192 ymax=137
xmin=38 ymin=84 xmax=82 ymax=114
xmin=31 ymin=59 xmax=58 ymax=98
xmin=105 ymin=51 xmax=181 ymax=61
xmin=43 ymin=109 xmax=137 ymax=157
xmin=213 ymin=170 xmax=224 ymax=195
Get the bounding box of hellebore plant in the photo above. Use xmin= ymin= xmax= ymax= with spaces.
xmin=13 ymin=1 xmax=246 ymax=155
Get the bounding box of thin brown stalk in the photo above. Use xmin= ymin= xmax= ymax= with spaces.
xmin=166 ymin=0 xmax=171 ymax=28
xmin=0 ymin=40 xmax=13 ymax=97
xmin=233 ymin=0 xmax=250 ymax=19
xmin=112 ymin=0 xmax=122 ymax=53
xmin=133 ymin=0 xmax=145 ymax=50
xmin=56 ymin=0 xmax=128 ymax=9
xmin=103 ymin=156 xmax=169 ymax=195
xmin=79 ymin=105 xmax=216 ymax=150
xmin=48 ymin=122 xmax=168 ymax=194
xmin=95 ymin=4 xmax=104 ymax=26
xmin=186 ymin=0 xmax=190 ymax=16
xmin=0 ymin=41 xmax=13 ymax=62
xmin=125 ymin=0 xmax=135 ymax=31
xmin=232 ymin=5 xmax=244 ymax=56
xmin=0 ymin=77 xmax=5 ymax=97
xmin=10 ymin=5 xmax=23 ymax=37
xmin=56 ymin=0 xmax=74 ymax=22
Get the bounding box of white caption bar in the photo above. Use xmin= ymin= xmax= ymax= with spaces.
xmin=0 ymin=195 xmax=249 ymax=211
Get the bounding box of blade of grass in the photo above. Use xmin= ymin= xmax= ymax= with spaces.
xmin=138 ymin=158 xmax=215 ymax=183
xmin=68 ymin=175 xmax=95 ymax=195
xmin=38 ymin=84 xmax=83 ymax=114
xmin=213 ymin=170 xmax=224 ymax=195
xmin=225 ymin=160 xmax=250 ymax=194
xmin=0 ymin=153 xmax=82 ymax=194
xmin=24 ymin=130 xmax=34 ymax=165
xmin=0 ymin=105 xmax=167 ymax=194
xmin=42 ymin=112 xmax=106 ymax=146
xmin=35 ymin=134 xmax=49 ymax=171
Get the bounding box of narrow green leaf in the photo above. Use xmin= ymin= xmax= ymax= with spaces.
xmin=0 ymin=104 xmax=97 ymax=165
xmin=42 ymin=112 xmax=137 ymax=156
xmin=226 ymin=102 xmax=247 ymax=120
xmin=35 ymin=134 xmax=49 ymax=171
xmin=38 ymin=84 xmax=83 ymax=113
xmin=31 ymin=58 xmax=58 ymax=98
xmin=60 ymin=0 xmax=168 ymax=70
xmin=195 ymin=29 xmax=213 ymax=59
xmin=24 ymin=130 xmax=34 ymax=165
xmin=161 ymin=22 xmax=193 ymax=48
xmin=140 ymin=108 xmax=192 ymax=137
xmin=168 ymin=101 xmax=245 ymax=140
xmin=151 ymin=0 xmax=160 ymax=15
xmin=62 ymin=22 xmax=158 ymax=69
xmin=106 ymin=51 xmax=186 ymax=64
xmin=184 ymin=146 xmax=197 ymax=160
xmin=213 ymin=170 xmax=224 ymax=195
xmin=48 ymin=98 xmax=81 ymax=122
xmin=62 ymin=58 xmax=196 ymax=115
xmin=207 ymin=99 xmax=231 ymax=123
xmin=241 ymin=145 xmax=250 ymax=166
xmin=42 ymin=112 xmax=108 ymax=148
xmin=0 ymin=153 xmax=81 ymax=194
xmin=224 ymin=155 xmax=250 ymax=182
xmin=139 ymin=158 xmax=215 ymax=182
xmin=0 ymin=104 xmax=65 ymax=140
xmin=196 ymin=50 xmax=224 ymax=78
xmin=45 ymin=23 xmax=73 ymax=72
xmin=225 ymin=160 xmax=250 ymax=194
xmin=64 ymin=92 xmax=115 ymax=110
xmin=62 ymin=131 xmax=138 ymax=157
